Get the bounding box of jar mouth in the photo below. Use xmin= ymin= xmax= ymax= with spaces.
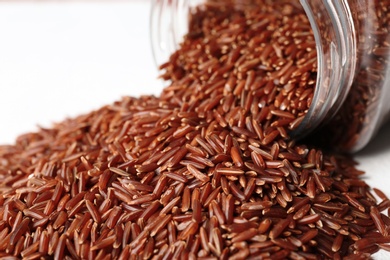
xmin=150 ymin=0 xmax=358 ymax=148
xmin=290 ymin=0 xmax=357 ymax=140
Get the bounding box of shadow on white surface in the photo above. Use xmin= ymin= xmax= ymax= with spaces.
xmin=357 ymin=122 xmax=390 ymax=156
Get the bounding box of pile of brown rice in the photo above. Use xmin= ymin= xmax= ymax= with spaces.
xmin=0 ymin=1 xmax=389 ymax=259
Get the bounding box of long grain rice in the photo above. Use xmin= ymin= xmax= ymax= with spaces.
xmin=0 ymin=0 xmax=389 ymax=259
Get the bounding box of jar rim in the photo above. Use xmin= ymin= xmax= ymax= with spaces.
xmin=290 ymin=0 xmax=357 ymax=140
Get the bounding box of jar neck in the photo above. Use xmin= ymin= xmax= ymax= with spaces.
xmin=291 ymin=0 xmax=357 ymax=138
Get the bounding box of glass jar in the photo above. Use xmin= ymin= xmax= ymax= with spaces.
xmin=150 ymin=0 xmax=390 ymax=152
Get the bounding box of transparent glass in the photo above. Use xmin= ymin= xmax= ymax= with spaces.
xmin=150 ymin=0 xmax=390 ymax=152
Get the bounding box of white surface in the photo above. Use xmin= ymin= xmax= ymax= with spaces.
xmin=0 ymin=1 xmax=389 ymax=258
xmin=0 ymin=1 xmax=161 ymax=144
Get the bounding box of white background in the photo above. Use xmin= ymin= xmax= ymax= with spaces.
xmin=0 ymin=1 xmax=389 ymax=258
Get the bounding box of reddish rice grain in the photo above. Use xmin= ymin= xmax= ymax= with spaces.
xmin=9 ymin=218 xmax=30 ymax=246
xmin=374 ymin=188 xmax=389 ymax=201
xmin=299 ymin=229 xmax=318 ymax=244
xmin=21 ymin=241 xmax=40 ymax=258
xmin=53 ymin=234 xmax=66 ymax=260
xmin=187 ymin=164 xmax=210 ymax=183
xmin=370 ymin=206 xmax=388 ymax=236
xmin=150 ymin=215 xmax=172 ymax=238
xmin=65 ymin=238 xmax=78 ymax=259
xmin=91 ymin=235 xmax=116 ymax=251
xmin=79 ymin=219 xmax=93 ymax=243
xmin=269 ymin=215 xmax=293 ymax=239
xmin=241 ymin=201 xmax=273 ymax=211
xmin=293 ymin=204 xmax=311 ymax=220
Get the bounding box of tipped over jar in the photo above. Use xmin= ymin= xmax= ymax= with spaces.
xmin=151 ymin=0 xmax=390 ymax=152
